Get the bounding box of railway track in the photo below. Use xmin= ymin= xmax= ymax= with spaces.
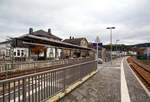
xmin=127 ymin=57 xmax=150 ymax=91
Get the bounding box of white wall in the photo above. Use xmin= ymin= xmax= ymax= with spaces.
xmin=57 ymin=49 xmax=62 ymax=57
xmin=47 ymin=47 xmax=55 ymax=58
xmin=0 ymin=42 xmax=62 ymax=59
xmin=14 ymin=48 xmax=29 ymax=57
xmin=47 ymin=47 xmax=62 ymax=58
xmin=0 ymin=42 xmax=29 ymax=58
xmin=0 ymin=43 xmax=10 ymax=56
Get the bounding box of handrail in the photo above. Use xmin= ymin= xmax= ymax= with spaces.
xmin=0 ymin=60 xmax=96 ymax=83
xmin=0 ymin=59 xmax=97 ymax=102
xmin=0 ymin=57 xmax=94 ymax=73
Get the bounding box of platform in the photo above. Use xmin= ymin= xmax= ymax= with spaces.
xmin=59 ymin=57 xmax=150 ymax=102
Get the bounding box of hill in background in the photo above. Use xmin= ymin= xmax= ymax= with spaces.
xmin=102 ymin=43 xmax=150 ymax=51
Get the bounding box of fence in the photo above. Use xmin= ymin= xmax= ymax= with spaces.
xmin=136 ymin=55 xmax=150 ymax=60
xmin=0 ymin=57 xmax=94 ymax=73
xmin=0 ymin=60 xmax=97 ymax=102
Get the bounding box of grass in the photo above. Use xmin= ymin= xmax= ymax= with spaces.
xmin=137 ymin=60 xmax=150 ymax=67
xmin=131 ymin=56 xmax=150 ymax=67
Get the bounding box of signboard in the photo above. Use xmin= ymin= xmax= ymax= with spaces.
xmin=92 ymin=43 xmax=103 ymax=47
xmin=92 ymin=43 xmax=97 ymax=47
xmin=98 ymin=43 xmax=103 ymax=47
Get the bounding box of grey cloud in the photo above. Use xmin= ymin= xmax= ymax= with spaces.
xmin=0 ymin=0 xmax=150 ymax=45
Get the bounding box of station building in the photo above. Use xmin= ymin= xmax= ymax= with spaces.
xmin=0 ymin=28 xmax=94 ymax=61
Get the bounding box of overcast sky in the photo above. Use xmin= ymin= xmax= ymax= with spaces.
xmin=0 ymin=0 xmax=150 ymax=45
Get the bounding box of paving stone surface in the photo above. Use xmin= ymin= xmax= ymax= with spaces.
xmin=58 ymin=58 xmax=150 ymax=102
xmin=59 ymin=58 xmax=121 ymax=102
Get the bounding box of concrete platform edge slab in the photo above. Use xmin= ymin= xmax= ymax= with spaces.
xmin=121 ymin=58 xmax=131 ymax=102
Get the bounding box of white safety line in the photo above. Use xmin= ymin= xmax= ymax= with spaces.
xmin=121 ymin=58 xmax=131 ymax=102
xmin=125 ymin=58 xmax=150 ymax=97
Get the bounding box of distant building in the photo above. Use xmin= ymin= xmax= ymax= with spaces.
xmin=63 ymin=37 xmax=89 ymax=58
xmin=128 ymin=51 xmax=137 ymax=56
xmin=147 ymin=47 xmax=150 ymax=56
xmin=137 ymin=47 xmax=150 ymax=56
xmin=0 ymin=41 xmax=11 ymax=60
xmin=63 ymin=37 xmax=88 ymax=47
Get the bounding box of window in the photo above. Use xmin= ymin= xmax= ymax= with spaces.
xmin=6 ymin=49 xmax=10 ymax=57
xmin=14 ymin=52 xmax=16 ymax=56
xmin=21 ymin=50 xmax=24 ymax=56
xmin=17 ymin=50 xmax=20 ymax=56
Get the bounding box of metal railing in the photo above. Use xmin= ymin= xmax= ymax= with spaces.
xmin=0 ymin=57 xmax=94 ymax=73
xmin=0 ymin=60 xmax=97 ymax=102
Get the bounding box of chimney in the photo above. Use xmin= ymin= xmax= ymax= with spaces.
xmin=48 ymin=28 xmax=51 ymax=34
xmin=29 ymin=28 xmax=33 ymax=34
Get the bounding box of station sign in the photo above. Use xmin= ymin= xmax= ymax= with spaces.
xmin=98 ymin=43 xmax=103 ymax=47
xmin=92 ymin=43 xmax=103 ymax=47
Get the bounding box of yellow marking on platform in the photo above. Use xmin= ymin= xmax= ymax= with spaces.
xmin=45 ymin=70 xmax=98 ymax=102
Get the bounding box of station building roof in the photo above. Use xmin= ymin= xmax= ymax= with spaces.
xmin=18 ymin=34 xmax=94 ymax=51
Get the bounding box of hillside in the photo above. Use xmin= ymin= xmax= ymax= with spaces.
xmin=131 ymin=43 xmax=150 ymax=47
xmin=102 ymin=43 xmax=150 ymax=51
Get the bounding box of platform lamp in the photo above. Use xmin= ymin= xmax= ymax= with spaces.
xmin=116 ymin=40 xmax=120 ymax=56
xmin=95 ymin=36 xmax=100 ymax=66
xmin=106 ymin=27 xmax=115 ymax=65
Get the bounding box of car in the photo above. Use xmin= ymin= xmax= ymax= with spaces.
xmin=97 ymin=58 xmax=103 ymax=64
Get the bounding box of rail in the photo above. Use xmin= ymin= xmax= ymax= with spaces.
xmin=131 ymin=58 xmax=150 ymax=73
xmin=0 ymin=59 xmax=97 ymax=102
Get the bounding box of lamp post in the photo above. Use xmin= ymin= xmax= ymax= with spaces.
xmin=116 ymin=40 xmax=119 ymax=51
xmin=116 ymin=40 xmax=119 ymax=56
xmin=106 ymin=27 xmax=115 ymax=65
xmin=95 ymin=36 xmax=100 ymax=66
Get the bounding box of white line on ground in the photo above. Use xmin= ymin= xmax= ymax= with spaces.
xmin=121 ymin=58 xmax=131 ymax=102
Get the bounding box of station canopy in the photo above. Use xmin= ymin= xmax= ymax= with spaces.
xmin=17 ymin=34 xmax=93 ymax=51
